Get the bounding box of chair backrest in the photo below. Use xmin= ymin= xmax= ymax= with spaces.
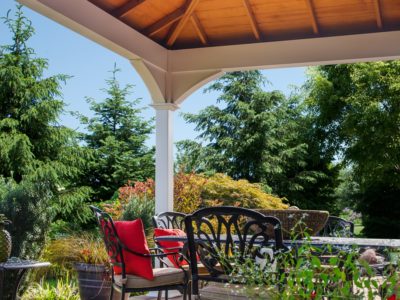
xmin=321 ymin=216 xmax=355 ymax=237
xmin=185 ymin=206 xmax=285 ymax=285
xmin=152 ymin=211 xmax=187 ymax=230
xmin=90 ymin=206 xmax=126 ymax=276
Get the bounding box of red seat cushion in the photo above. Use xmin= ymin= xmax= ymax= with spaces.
xmin=113 ymin=219 xmax=154 ymax=280
xmin=154 ymin=228 xmax=188 ymax=268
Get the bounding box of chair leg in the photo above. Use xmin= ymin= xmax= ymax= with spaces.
xmin=165 ymin=289 xmax=168 ymax=300
xmin=192 ymin=279 xmax=199 ymax=296
xmin=109 ymin=287 xmax=114 ymax=300
xmin=157 ymin=290 xmax=162 ymax=300
xmin=183 ymin=285 xmax=187 ymax=300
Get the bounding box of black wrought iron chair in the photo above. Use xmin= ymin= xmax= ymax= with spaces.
xmin=90 ymin=206 xmax=189 ymax=300
xmin=320 ymin=216 xmax=355 ymax=237
xmin=185 ymin=206 xmax=286 ymax=299
xmin=152 ymin=212 xmax=188 ymax=269
xmin=152 ymin=211 xmax=187 ymax=230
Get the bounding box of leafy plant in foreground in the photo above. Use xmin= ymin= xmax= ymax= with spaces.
xmin=222 ymin=220 xmax=399 ymax=299
xmin=22 ymin=275 xmax=79 ymax=300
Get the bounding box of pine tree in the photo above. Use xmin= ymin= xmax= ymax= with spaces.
xmin=79 ymin=66 xmax=154 ymax=201
xmin=0 ymin=7 xmax=91 ymax=224
xmin=177 ymin=71 xmax=338 ymax=210
xmin=0 ymin=6 xmax=92 ymax=295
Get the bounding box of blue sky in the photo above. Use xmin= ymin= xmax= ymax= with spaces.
xmin=0 ymin=0 xmax=307 ymax=147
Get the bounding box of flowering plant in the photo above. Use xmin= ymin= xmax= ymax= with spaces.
xmin=101 ymin=179 xmax=155 ymax=219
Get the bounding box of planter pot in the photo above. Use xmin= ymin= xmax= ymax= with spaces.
xmin=74 ymin=263 xmax=112 ymax=300
xmin=255 ymin=209 xmax=329 ymax=239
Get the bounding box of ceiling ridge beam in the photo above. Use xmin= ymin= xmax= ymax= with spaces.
xmin=304 ymin=0 xmax=319 ymax=35
xmin=145 ymin=7 xmax=185 ymax=37
xmin=373 ymin=0 xmax=383 ymax=29
xmin=242 ymin=0 xmax=261 ymax=40
xmin=191 ymin=13 xmax=208 ymax=45
xmin=111 ymin=0 xmax=147 ymax=18
xmin=166 ymin=0 xmax=200 ymax=48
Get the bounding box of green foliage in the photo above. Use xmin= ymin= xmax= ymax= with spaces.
xmin=177 ymin=71 xmax=339 ymax=211
xmin=0 ymin=213 xmax=10 ymax=225
xmin=199 ymin=173 xmax=287 ymax=210
xmin=0 ymin=6 xmax=92 ymax=225
xmin=121 ymin=196 xmax=155 ymax=232
xmin=222 ymin=234 xmax=399 ymax=299
xmin=334 ymin=167 xmax=360 ymax=211
xmin=77 ymin=65 xmax=154 ymax=201
xmin=0 ymin=178 xmax=53 ymax=259
xmin=22 ymin=276 xmax=79 ymax=300
xmin=42 ymin=234 xmax=109 ymax=268
xmin=305 ymin=62 xmax=400 ymax=237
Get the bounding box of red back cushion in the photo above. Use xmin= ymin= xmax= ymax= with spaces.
xmin=154 ymin=228 xmax=188 ymax=268
xmin=113 ymin=219 xmax=153 ymax=280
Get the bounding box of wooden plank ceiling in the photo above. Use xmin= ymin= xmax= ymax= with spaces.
xmin=89 ymin=0 xmax=400 ymax=49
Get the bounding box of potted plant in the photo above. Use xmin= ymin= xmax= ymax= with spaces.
xmin=73 ymin=236 xmax=112 ymax=300
xmin=0 ymin=214 xmax=11 ymax=263
xmin=44 ymin=235 xmax=111 ymax=300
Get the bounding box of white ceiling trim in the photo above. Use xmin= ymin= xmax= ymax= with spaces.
xmin=170 ymin=31 xmax=400 ymax=73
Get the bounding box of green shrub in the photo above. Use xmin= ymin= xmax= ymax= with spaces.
xmin=200 ymin=173 xmax=288 ymax=210
xmin=121 ymin=196 xmax=155 ymax=233
xmin=104 ymin=172 xmax=287 ymax=217
xmin=0 ymin=178 xmax=54 ymax=260
xmin=22 ymin=276 xmax=79 ymax=300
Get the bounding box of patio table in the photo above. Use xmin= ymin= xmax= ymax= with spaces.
xmin=155 ymin=235 xmax=400 ymax=249
xmin=0 ymin=257 xmax=50 ymax=300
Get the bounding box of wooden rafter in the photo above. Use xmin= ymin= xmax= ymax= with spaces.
xmin=304 ymin=0 xmax=319 ymax=35
xmin=242 ymin=0 xmax=261 ymax=40
xmin=191 ymin=13 xmax=208 ymax=45
xmin=166 ymin=0 xmax=200 ymax=47
xmin=373 ymin=0 xmax=383 ymax=29
xmin=145 ymin=7 xmax=185 ymax=37
xmin=111 ymin=0 xmax=146 ymax=18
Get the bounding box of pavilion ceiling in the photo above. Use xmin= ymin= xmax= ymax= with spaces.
xmin=88 ymin=0 xmax=400 ymax=49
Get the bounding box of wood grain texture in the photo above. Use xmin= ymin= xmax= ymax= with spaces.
xmin=91 ymin=0 xmax=400 ymax=49
xmin=111 ymin=0 xmax=146 ymax=18
xmin=373 ymin=0 xmax=383 ymax=29
xmin=145 ymin=7 xmax=185 ymax=37
xmin=166 ymin=0 xmax=201 ymax=47
xmin=242 ymin=0 xmax=261 ymax=40
xmin=191 ymin=13 xmax=208 ymax=45
xmin=304 ymin=0 xmax=319 ymax=34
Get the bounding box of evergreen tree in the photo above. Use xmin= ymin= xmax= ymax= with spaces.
xmin=79 ymin=66 xmax=154 ymax=201
xmin=177 ymin=71 xmax=338 ymax=210
xmin=306 ymin=62 xmax=400 ymax=237
xmin=0 ymin=7 xmax=91 ymax=294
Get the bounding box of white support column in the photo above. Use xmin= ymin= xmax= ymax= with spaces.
xmin=152 ymin=103 xmax=179 ymax=213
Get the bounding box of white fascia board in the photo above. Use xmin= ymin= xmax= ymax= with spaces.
xmin=170 ymin=31 xmax=400 ymax=73
xmin=18 ymin=0 xmax=168 ymax=72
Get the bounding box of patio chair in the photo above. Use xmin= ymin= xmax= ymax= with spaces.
xmin=90 ymin=206 xmax=189 ymax=300
xmin=185 ymin=206 xmax=286 ymax=299
xmin=320 ymin=216 xmax=355 ymax=237
xmin=152 ymin=212 xmax=188 ymax=268
xmin=152 ymin=211 xmax=187 ymax=230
